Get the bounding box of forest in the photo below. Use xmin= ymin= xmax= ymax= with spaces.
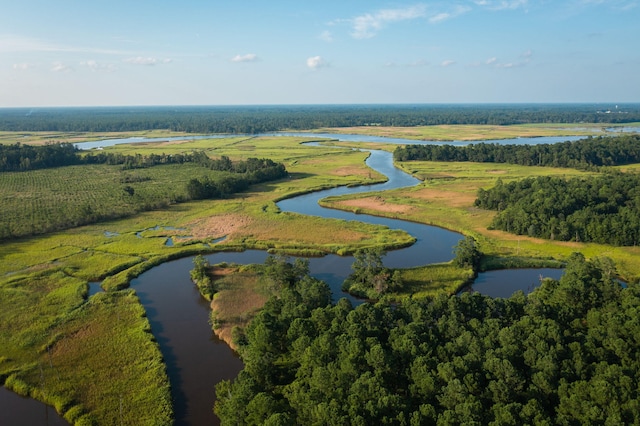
xmin=474 ymin=173 xmax=640 ymax=246
xmin=215 ymin=253 xmax=638 ymax=425
xmin=393 ymin=134 xmax=640 ymax=169
xmin=1 ymin=104 xmax=639 ymax=133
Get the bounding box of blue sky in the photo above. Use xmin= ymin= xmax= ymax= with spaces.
xmin=1 ymin=0 xmax=638 ymax=106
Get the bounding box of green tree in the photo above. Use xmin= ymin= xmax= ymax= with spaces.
xmin=453 ymin=236 xmax=481 ymax=270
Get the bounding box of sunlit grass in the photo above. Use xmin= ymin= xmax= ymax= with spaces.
xmin=210 ymin=267 xmax=269 ymax=350
xmin=321 ymin=160 xmax=640 ymax=282
xmin=314 ymin=123 xmax=612 ymax=141
xmin=0 ymin=270 xmax=171 ymax=424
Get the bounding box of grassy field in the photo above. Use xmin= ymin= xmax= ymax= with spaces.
xmin=0 ymin=129 xmax=201 ymax=145
xmin=321 ymin=160 xmax=640 ymax=282
xmin=314 ymin=123 xmax=636 ymax=141
xmin=3 ymin=129 xmax=640 ymax=424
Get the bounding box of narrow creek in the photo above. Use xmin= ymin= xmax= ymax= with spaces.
xmin=5 ymin=134 xmax=572 ymax=425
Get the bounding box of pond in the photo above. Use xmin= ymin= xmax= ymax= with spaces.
xmin=470 ymin=268 xmax=565 ymax=298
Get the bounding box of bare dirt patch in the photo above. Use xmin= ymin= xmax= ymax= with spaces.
xmin=186 ymin=214 xmax=253 ymax=239
xmin=336 ymin=196 xmax=413 ymax=214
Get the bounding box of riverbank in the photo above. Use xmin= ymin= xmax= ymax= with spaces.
xmin=320 ymin=159 xmax=640 ymax=282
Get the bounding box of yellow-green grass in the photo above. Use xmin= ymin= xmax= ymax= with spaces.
xmin=210 ymin=268 xmax=270 ymax=350
xmin=313 ymin=123 xmax=610 ymax=141
xmin=321 ymin=160 xmax=640 ymax=283
xmin=391 ymin=263 xmax=475 ymax=299
xmin=0 ymin=130 xmax=201 ymax=146
xmin=0 ymin=272 xmax=171 ymax=425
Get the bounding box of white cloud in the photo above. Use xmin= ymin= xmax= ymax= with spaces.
xmin=428 ymin=6 xmax=471 ymax=23
xmin=307 ymin=56 xmax=328 ymax=70
xmin=319 ymin=30 xmax=334 ymax=42
xmin=231 ymin=53 xmax=259 ymax=63
xmin=473 ymin=0 xmax=529 ymax=10
xmin=486 ymin=57 xmax=498 ymax=65
xmin=441 ymin=60 xmax=456 ymax=67
xmin=123 ymin=57 xmax=172 ymax=66
xmin=51 ymin=61 xmax=72 ymax=72
xmin=81 ymin=60 xmax=116 ymax=72
xmin=351 ymin=5 xmax=427 ymax=39
xmin=13 ymin=62 xmax=34 ymax=70
xmin=407 ymin=59 xmax=429 ymax=67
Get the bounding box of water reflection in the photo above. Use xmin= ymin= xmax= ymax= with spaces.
xmin=0 ymin=387 xmax=68 ymax=426
xmin=471 ymin=268 xmax=564 ymax=298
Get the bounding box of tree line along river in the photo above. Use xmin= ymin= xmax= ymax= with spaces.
xmin=4 ymin=132 xmax=592 ymax=425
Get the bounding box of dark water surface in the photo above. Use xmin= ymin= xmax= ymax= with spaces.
xmin=0 ymin=387 xmax=68 ymax=426
xmin=471 ymin=268 xmax=565 ymax=298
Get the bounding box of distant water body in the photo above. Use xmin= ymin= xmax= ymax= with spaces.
xmin=74 ymin=132 xmax=590 ymax=150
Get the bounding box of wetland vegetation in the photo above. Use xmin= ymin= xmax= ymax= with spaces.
xmin=1 ymin=104 xmax=640 ymax=424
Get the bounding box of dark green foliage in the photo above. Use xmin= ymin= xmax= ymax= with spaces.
xmin=216 ymin=254 xmax=640 ymax=425
xmin=0 ymin=142 xmax=80 ymax=171
xmin=342 ymin=248 xmax=403 ymax=297
xmin=190 ymin=255 xmax=215 ymax=300
xmin=2 ymin=105 xmax=639 ymax=133
xmin=475 ymin=172 xmax=640 ymax=245
xmin=453 ymin=236 xmax=481 ymax=270
xmin=263 ymin=255 xmax=310 ymax=290
xmin=394 ymin=134 xmax=640 ymax=169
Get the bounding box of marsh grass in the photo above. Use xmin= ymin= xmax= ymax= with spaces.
xmin=390 ymin=263 xmax=476 ymax=299
xmin=209 ymin=268 xmax=269 ymax=350
xmin=0 ymin=271 xmax=171 ymax=425
xmin=315 ymin=123 xmax=612 ymax=141
xmin=322 ymin=160 xmax=640 ymax=281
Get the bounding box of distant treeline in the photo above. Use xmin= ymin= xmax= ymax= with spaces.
xmin=1 ymin=104 xmax=639 ymax=133
xmin=0 ymin=142 xmax=287 ymax=176
xmin=0 ymin=142 xmax=79 ymax=171
xmin=475 ymin=173 xmax=640 ymax=246
xmin=186 ymin=155 xmax=287 ymax=200
xmin=394 ymin=134 xmax=640 ymax=169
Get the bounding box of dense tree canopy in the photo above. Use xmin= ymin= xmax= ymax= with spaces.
xmin=215 ymin=254 xmax=639 ymax=425
xmin=394 ymin=134 xmax=640 ymax=169
xmin=475 ymin=173 xmax=640 ymax=246
xmin=1 ymin=104 xmax=639 ymax=133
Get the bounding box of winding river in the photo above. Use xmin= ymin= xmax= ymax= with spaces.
xmin=4 ymin=133 xmax=583 ymax=425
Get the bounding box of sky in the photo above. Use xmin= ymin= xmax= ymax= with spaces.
xmin=1 ymin=0 xmax=639 ymax=107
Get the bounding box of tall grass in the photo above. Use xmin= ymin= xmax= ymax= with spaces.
xmin=0 ymin=271 xmax=172 ymax=424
